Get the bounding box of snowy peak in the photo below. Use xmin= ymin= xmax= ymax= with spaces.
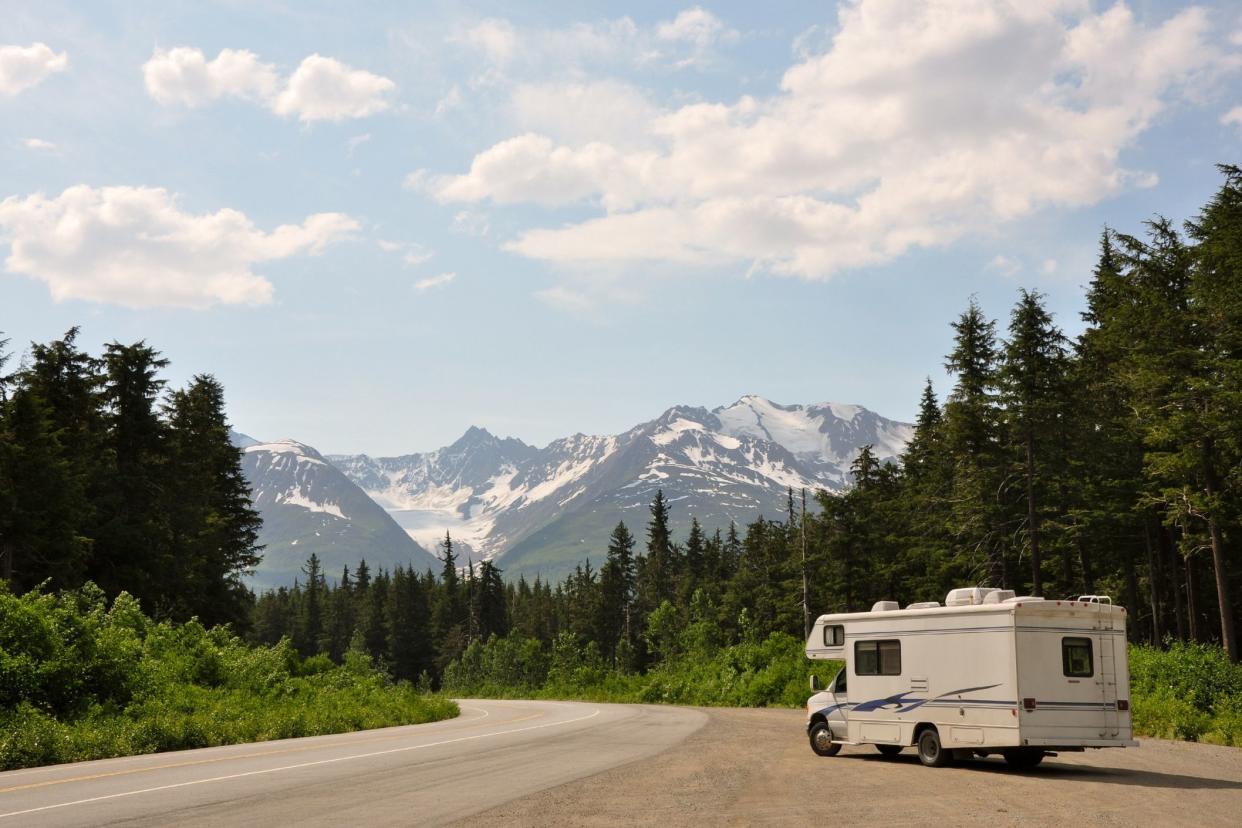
xmin=713 ymin=395 xmax=912 ymax=467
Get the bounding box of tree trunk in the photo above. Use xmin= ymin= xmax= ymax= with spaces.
xmin=1161 ymin=526 xmax=1186 ymax=641
xmin=1123 ymin=543 xmax=1141 ymax=643
xmin=1144 ymin=521 xmax=1163 ymax=643
xmin=1186 ymin=553 xmax=1200 ymax=642
xmin=1202 ymin=443 xmax=1238 ymax=662
xmin=1025 ymin=433 xmax=1043 ymax=595
xmin=0 ymin=539 xmax=13 ymax=585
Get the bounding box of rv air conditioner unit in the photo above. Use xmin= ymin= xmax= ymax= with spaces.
xmin=870 ymin=600 xmax=900 ymax=612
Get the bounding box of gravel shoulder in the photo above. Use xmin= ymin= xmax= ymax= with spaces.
xmin=462 ymin=707 xmax=1242 ymax=827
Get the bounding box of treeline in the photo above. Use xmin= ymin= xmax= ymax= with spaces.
xmin=841 ymin=165 xmax=1242 ymax=661
xmin=0 ymin=330 xmax=261 ymax=627
xmin=253 ymin=166 xmax=1242 ymax=679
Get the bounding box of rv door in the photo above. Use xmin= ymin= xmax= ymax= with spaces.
xmin=827 ymin=666 xmax=849 ymax=739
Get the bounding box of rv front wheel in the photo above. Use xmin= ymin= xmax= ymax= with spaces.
xmin=916 ymin=728 xmax=952 ymax=768
xmin=1002 ymin=748 xmax=1045 ymax=770
xmin=809 ymin=722 xmax=841 ymax=757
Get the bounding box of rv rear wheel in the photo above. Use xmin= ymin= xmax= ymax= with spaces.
xmin=876 ymin=744 xmax=903 ymax=758
xmin=1002 ymin=748 xmax=1045 ymax=770
xmin=809 ymin=722 xmax=841 ymax=757
xmin=916 ymin=728 xmax=952 ymax=767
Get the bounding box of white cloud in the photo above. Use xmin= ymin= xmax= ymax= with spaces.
xmin=143 ymin=48 xmax=394 ymax=121
xmin=435 ymin=0 xmax=1236 ymax=281
xmin=0 ymin=43 xmax=68 ymax=96
xmin=985 ymin=255 xmax=1020 ymax=277
xmin=1224 ymin=106 xmax=1242 ymax=133
xmin=509 ymin=80 xmax=661 ymax=148
xmin=1041 ymin=258 xmax=1059 ymax=275
xmin=376 ymin=239 xmax=403 ymax=253
xmin=143 ymin=47 xmax=277 ymax=106
xmin=451 ymin=9 xmax=736 ymax=79
xmin=0 ymin=185 xmax=357 ymax=308
xmin=23 ymin=137 xmax=56 ymax=151
xmin=452 ymin=210 xmax=489 ymax=236
xmin=273 ymin=55 xmax=395 ymax=122
xmin=347 ymin=133 xmax=371 ymax=156
xmin=414 ymin=272 xmax=456 ymax=291
xmin=404 ymin=246 xmax=434 ymax=266
xmin=656 ymin=7 xmax=739 ymax=67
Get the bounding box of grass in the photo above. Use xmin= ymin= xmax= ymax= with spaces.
xmin=0 ymin=583 xmax=457 ymax=770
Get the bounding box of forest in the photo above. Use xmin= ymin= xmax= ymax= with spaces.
xmin=2 ymin=167 xmax=1241 ymax=758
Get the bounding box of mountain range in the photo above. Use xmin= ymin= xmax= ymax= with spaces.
xmin=236 ymin=396 xmax=912 ymax=587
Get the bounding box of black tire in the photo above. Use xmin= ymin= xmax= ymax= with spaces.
xmin=917 ymin=728 xmax=952 ymax=767
xmin=1002 ymin=748 xmax=1045 ymax=770
xmin=809 ymin=722 xmax=841 ymax=757
xmin=876 ymin=744 xmax=903 ymax=758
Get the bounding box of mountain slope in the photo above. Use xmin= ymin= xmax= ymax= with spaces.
xmin=329 ymin=396 xmax=912 ymax=582
xmin=241 ymin=439 xmax=440 ymax=590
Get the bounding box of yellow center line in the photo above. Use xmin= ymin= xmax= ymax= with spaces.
xmin=0 ymin=707 xmax=541 ymax=796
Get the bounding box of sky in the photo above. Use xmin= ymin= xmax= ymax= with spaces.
xmin=2 ymin=0 xmax=1240 ymax=455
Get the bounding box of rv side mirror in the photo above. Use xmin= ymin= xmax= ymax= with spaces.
xmin=810 ymin=674 xmax=821 ymax=692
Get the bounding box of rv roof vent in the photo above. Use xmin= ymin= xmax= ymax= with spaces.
xmin=945 ymin=587 xmax=998 ymax=607
xmin=1003 ymin=596 xmax=1044 ymax=603
xmin=983 ymin=589 xmax=1016 ymax=604
xmin=871 ymin=600 xmax=900 ymax=612
xmin=906 ymin=601 xmax=941 ymax=610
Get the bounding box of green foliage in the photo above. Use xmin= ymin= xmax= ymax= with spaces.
xmin=1129 ymin=641 xmax=1242 ymax=745
xmin=0 ymin=582 xmax=457 ymax=770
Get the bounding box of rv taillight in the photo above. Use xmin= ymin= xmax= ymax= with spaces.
xmin=1022 ymin=698 xmax=1037 ymax=711
xmin=1117 ymin=700 xmax=1130 ymax=712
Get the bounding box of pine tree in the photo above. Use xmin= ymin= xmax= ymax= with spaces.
xmin=943 ymin=298 xmax=1005 ymax=586
xmin=999 ymin=289 xmax=1069 ymax=595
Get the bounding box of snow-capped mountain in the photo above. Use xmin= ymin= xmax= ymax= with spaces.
xmin=240 ymin=439 xmax=440 ymax=589
xmin=328 ymin=396 xmax=912 ymax=581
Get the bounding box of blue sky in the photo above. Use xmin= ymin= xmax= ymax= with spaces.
xmin=3 ymin=1 xmax=1240 ymax=454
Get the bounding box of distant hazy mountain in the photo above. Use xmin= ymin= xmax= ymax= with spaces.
xmin=240 ymin=439 xmax=440 ymax=590
xmin=329 ymin=396 xmax=912 ymax=582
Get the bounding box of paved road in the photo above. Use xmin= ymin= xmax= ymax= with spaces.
xmin=0 ymin=700 xmax=707 ymax=827
xmin=472 ymin=707 xmax=1242 ymax=827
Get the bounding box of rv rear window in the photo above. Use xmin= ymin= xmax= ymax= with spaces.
xmin=823 ymin=624 xmax=844 ymax=647
xmin=855 ymin=640 xmax=901 ymax=676
xmin=1062 ymin=637 xmax=1093 ymax=677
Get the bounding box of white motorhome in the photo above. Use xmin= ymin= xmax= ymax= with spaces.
xmin=804 ymin=587 xmax=1136 ymax=769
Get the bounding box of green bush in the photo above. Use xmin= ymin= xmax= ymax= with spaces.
xmin=0 ymin=583 xmax=458 ymax=770
xmin=1129 ymin=642 xmax=1242 ymax=747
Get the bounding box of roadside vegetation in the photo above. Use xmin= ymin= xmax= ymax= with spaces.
xmin=0 ymin=583 xmax=457 ymax=771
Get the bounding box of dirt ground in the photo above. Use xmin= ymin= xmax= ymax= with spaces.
xmin=463 ymin=707 xmax=1242 ymax=827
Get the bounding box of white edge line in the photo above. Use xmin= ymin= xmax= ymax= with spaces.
xmin=0 ymin=707 xmax=601 ymax=820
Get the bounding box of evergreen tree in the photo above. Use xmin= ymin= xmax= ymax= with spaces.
xmin=999 ymin=289 xmax=1069 ymax=595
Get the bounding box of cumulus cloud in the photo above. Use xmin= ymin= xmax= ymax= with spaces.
xmin=143 ymin=48 xmax=394 ymax=121
xmin=1224 ymin=106 xmax=1242 ymax=133
xmin=414 ymin=272 xmax=456 ymax=291
xmin=0 ymin=185 xmax=357 ymax=308
xmin=23 ymin=137 xmax=56 ymax=151
xmin=433 ymin=0 xmax=1237 ymax=281
xmin=0 ymin=43 xmax=68 ymax=96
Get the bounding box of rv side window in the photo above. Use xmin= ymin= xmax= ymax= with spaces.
xmin=833 ymin=668 xmax=847 ymax=693
xmin=823 ymin=624 xmax=844 ymax=647
xmin=855 ymin=640 xmax=901 ymax=676
xmin=1062 ymin=637 xmax=1093 ymax=677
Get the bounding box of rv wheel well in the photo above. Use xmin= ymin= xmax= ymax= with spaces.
xmin=912 ymin=722 xmax=938 ymax=746
xmin=809 ymin=712 xmax=827 ymax=727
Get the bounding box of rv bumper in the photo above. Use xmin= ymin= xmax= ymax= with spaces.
xmin=1022 ymin=737 xmax=1139 ymax=748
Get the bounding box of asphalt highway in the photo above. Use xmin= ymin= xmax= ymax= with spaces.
xmin=0 ymin=700 xmax=708 ymax=827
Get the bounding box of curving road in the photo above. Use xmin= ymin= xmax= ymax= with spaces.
xmin=0 ymin=700 xmax=707 ymax=827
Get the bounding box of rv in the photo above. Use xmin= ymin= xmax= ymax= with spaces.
xmin=804 ymin=587 xmax=1136 ymax=769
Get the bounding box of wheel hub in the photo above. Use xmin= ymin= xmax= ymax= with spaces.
xmin=815 ymin=730 xmax=833 ymax=751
